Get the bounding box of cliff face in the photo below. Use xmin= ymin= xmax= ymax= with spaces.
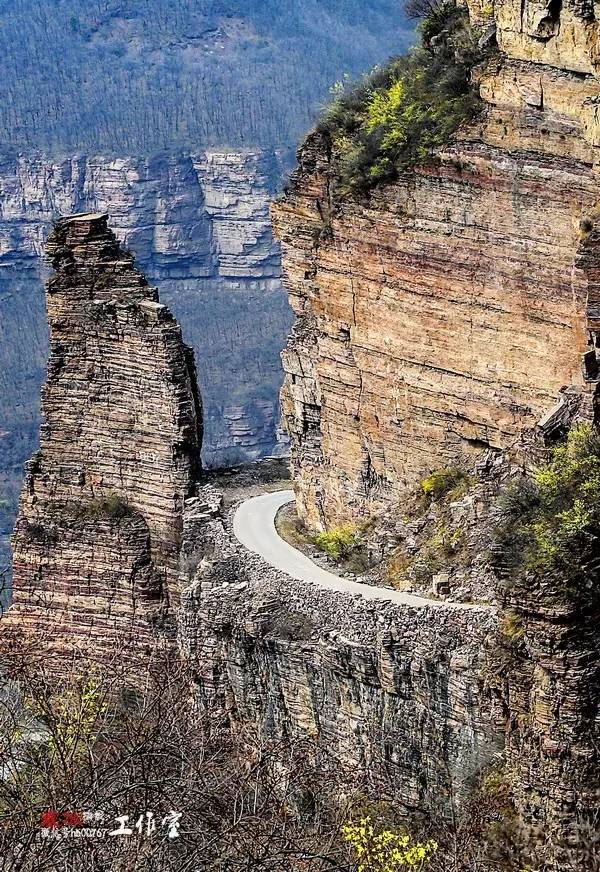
xmin=5 ymin=1 xmax=600 ymax=861
xmin=178 ymin=497 xmax=502 ymax=824
xmin=495 ymin=588 xmax=600 ymax=867
xmin=0 ymin=149 xmax=292 ymax=577
xmin=272 ymin=0 xmax=600 ymax=531
xmin=272 ymin=0 xmax=600 ymax=863
xmin=7 ymin=214 xmax=203 ymax=664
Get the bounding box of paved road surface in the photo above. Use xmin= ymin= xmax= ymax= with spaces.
xmin=233 ymin=490 xmax=486 ymax=609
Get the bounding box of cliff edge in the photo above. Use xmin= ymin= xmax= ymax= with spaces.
xmin=272 ymin=0 xmax=600 ymax=865
xmin=273 ymin=0 xmax=600 ymax=531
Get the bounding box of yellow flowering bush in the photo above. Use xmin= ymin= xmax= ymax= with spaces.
xmin=342 ymin=816 xmax=438 ymax=871
xmin=313 ymin=524 xmax=358 ymax=558
xmin=39 ymin=677 xmax=107 ymax=766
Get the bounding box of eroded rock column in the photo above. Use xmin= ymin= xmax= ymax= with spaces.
xmin=7 ymin=213 xmax=203 ymax=666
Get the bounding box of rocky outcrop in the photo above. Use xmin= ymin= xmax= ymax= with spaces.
xmin=7 ymin=213 xmax=203 ymax=665
xmin=4 ymin=198 xmax=595 ymax=865
xmin=272 ymin=0 xmax=600 ymax=532
xmin=5 ymin=218 xmax=503 ymax=842
xmin=4 ymin=2 xmax=600 ymax=863
xmin=178 ymin=493 xmax=502 ymax=823
xmin=272 ymin=0 xmax=600 ymax=864
xmin=0 ymin=148 xmax=292 ymax=576
xmin=274 ymin=132 xmax=600 ymax=529
xmin=491 ymin=588 xmax=600 ymax=868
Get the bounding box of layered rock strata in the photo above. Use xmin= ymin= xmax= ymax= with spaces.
xmin=272 ymin=0 xmax=600 ymax=864
xmin=492 ymin=588 xmax=600 ymax=868
xmin=178 ymin=494 xmax=502 ymax=822
xmin=272 ymin=0 xmax=600 ymax=532
xmin=0 ymin=148 xmax=292 ymax=576
xmin=7 ymin=213 xmax=203 ymax=664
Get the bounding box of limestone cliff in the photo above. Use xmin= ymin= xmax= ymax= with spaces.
xmin=179 ymin=524 xmax=502 ymax=826
xmin=272 ymin=0 xmax=600 ymax=864
xmin=5 ymin=1 xmax=600 ymax=862
xmin=4 ymin=195 xmax=595 ymax=867
xmin=272 ymin=0 xmax=600 ymax=531
xmin=7 ymin=213 xmax=202 ymax=664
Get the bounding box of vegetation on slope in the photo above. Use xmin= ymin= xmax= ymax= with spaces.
xmin=0 ymin=656 xmax=351 ymax=870
xmin=314 ymin=524 xmax=358 ymax=559
xmin=342 ymin=817 xmax=438 ymax=869
xmin=494 ymin=423 xmax=600 ymax=600
xmin=420 ymin=466 xmax=471 ymax=503
xmin=316 ymin=0 xmax=491 ymax=194
xmin=0 ymin=654 xmax=510 ymax=871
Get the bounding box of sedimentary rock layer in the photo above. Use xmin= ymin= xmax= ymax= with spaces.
xmin=274 ymin=133 xmax=600 ymax=529
xmin=493 ymin=587 xmax=600 ymax=868
xmin=272 ymin=1 xmax=600 ymax=532
xmin=179 ymin=498 xmax=502 ymax=821
xmin=273 ymin=0 xmax=600 ymax=863
xmin=7 ymin=213 xmax=202 ymax=664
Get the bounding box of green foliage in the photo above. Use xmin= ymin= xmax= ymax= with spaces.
xmin=46 ymin=678 xmax=106 ymax=764
xmin=342 ymin=816 xmax=437 ymax=870
xmin=430 ymin=520 xmax=464 ymax=555
xmin=317 ymin=1 xmax=490 ymax=194
xmin=386 ymin=470 xmax=471 ymax=588
xmin=420 ymin=466 xmax=470 ymax=502
xmin=314 ymin=524 xmax=358 ymax=559
xmin=494 ymin=424 xmax=600 ymax=596
xmin=408 ymin=518 xmax=466 ymax=585
xmin=23 ymin=676 xmax=108 ymax=796
xmin=481 ymin=767 xmax=508 ymax=799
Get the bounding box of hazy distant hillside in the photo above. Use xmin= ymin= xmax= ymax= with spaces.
xmin=0 ymin=0 xmax=413 ymax=153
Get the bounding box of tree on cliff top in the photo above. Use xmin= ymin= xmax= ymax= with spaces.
xmin=317 ymin=0 xmax=492 ymax=195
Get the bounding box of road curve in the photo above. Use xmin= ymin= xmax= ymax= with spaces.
xmin=233 ymin=490 xmax=485 ymax=609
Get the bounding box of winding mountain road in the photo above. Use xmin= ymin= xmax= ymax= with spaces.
xmin=233 ymin=490 xmax=486 ymax=609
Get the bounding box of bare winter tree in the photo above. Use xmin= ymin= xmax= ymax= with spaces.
xmin=0 ymin=569 xmax=9 ymax=619
xmin=0 ymin=650 xmax=354 ymax=872
xmin=404 ymin=0 xmax=450 ymax=20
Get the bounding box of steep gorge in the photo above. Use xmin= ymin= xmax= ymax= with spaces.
xmin=5 ymin=197 xmax=598 ymax=867
xmin=3 ymin=211 xmax=503 ymax=834
xmin=0 ymin=149 xmax=292 ymax=578
xmin=5 ymin=0 xmax=600 ymax=866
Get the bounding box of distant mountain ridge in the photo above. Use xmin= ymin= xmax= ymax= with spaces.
xmin=0 ymin=0 xmax=413 ymax=153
